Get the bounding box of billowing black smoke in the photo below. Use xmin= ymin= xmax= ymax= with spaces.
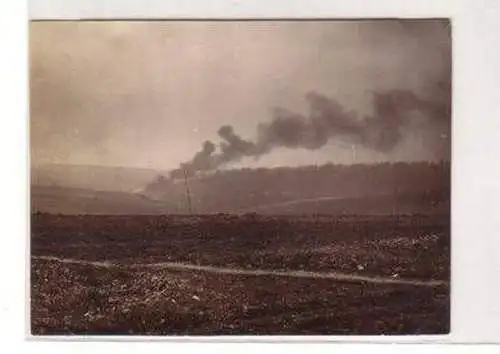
xmin=170 ymin=88 xmax=450 ymax=179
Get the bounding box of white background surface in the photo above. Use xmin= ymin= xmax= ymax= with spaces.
xmin=1 ymin=0 xmax=500 ymax=352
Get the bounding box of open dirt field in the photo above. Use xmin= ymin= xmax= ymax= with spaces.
xmin=30 ymin=213 xmax=450 ymax=335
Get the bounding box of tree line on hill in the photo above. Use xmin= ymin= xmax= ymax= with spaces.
xmin=141 ymin=161 xmax=450 ymax=214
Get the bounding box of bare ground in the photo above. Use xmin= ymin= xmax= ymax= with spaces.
xmin=30 ymin=213 xmax=450 ymax=335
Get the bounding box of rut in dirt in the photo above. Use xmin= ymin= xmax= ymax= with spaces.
xmin=31 ymin=255 xmax=448 ymax=288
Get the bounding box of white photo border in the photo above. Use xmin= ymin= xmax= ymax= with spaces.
xmin=11 ymin=0 xmax=500 ymax=345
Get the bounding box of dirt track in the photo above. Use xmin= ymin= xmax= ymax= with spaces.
xmin=32 ymin=255 xmax=448 ymax=288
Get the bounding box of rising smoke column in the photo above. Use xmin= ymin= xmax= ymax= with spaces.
xmin=170 ymin=88 xmax=450 ymax=178
xmin=171 ymin=140 xmax=216 ymax=178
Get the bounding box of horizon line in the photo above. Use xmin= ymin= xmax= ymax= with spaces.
xmin=31 ymin=159 xmax=451 ymax=172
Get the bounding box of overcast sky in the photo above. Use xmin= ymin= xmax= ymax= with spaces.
xmin=30 ymin=20 xmax=451 ymax=170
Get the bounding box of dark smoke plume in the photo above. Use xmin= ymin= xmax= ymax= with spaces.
xmin=170 ymin=89 xmax=450 ymax=178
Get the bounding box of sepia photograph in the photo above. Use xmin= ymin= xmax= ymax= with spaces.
xmin=29 ymin=19 xmax=451 ymax=336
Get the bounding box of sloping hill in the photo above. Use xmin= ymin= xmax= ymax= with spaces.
xmin=31 ymin=164 xmax=167 ymax=193
xmin=241 ymin=193 xmax=449 ymax=215
xmin=31 ymin=162 xmax=450 ymax=215
xmin=142 ymin=162 xmax=450 ymax=215
xmin=31 ymin=185 xmax=180 ymax=215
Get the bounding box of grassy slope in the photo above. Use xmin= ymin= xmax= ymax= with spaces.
xmin=31 ymin=185 xmax=448 ymax=216
xmin=31 ymin=164 xmax=165 ymax=193
xmin=31 ymin=186 xmax=179 ymax=215
xmin=31 ymin=162 xmax=450 ymax=216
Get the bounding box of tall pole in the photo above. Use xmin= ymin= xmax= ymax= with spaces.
xmin=183 ymin=169 xmax=193 ymax=215
xmin=394 ymin=164 xmax=399 ymax=227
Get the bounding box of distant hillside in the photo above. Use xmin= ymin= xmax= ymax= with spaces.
xmin=30 ymin=162 xmax=450 ymax=215
xmin=31 ymin=185 xmax=177 ymax=215
xmin=31 ymin=164 xmax=167 ymax=193
xmin=142 ymin=161 xmax=450 ymax=214
xmin=240 ymin=193 xmax=449 ymax=215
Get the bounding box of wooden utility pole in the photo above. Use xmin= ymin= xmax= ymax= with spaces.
xmin=394 ymin=165 xmax=400 ymax=226
xmin=183 ymin=169 xmax=193 ymax=215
